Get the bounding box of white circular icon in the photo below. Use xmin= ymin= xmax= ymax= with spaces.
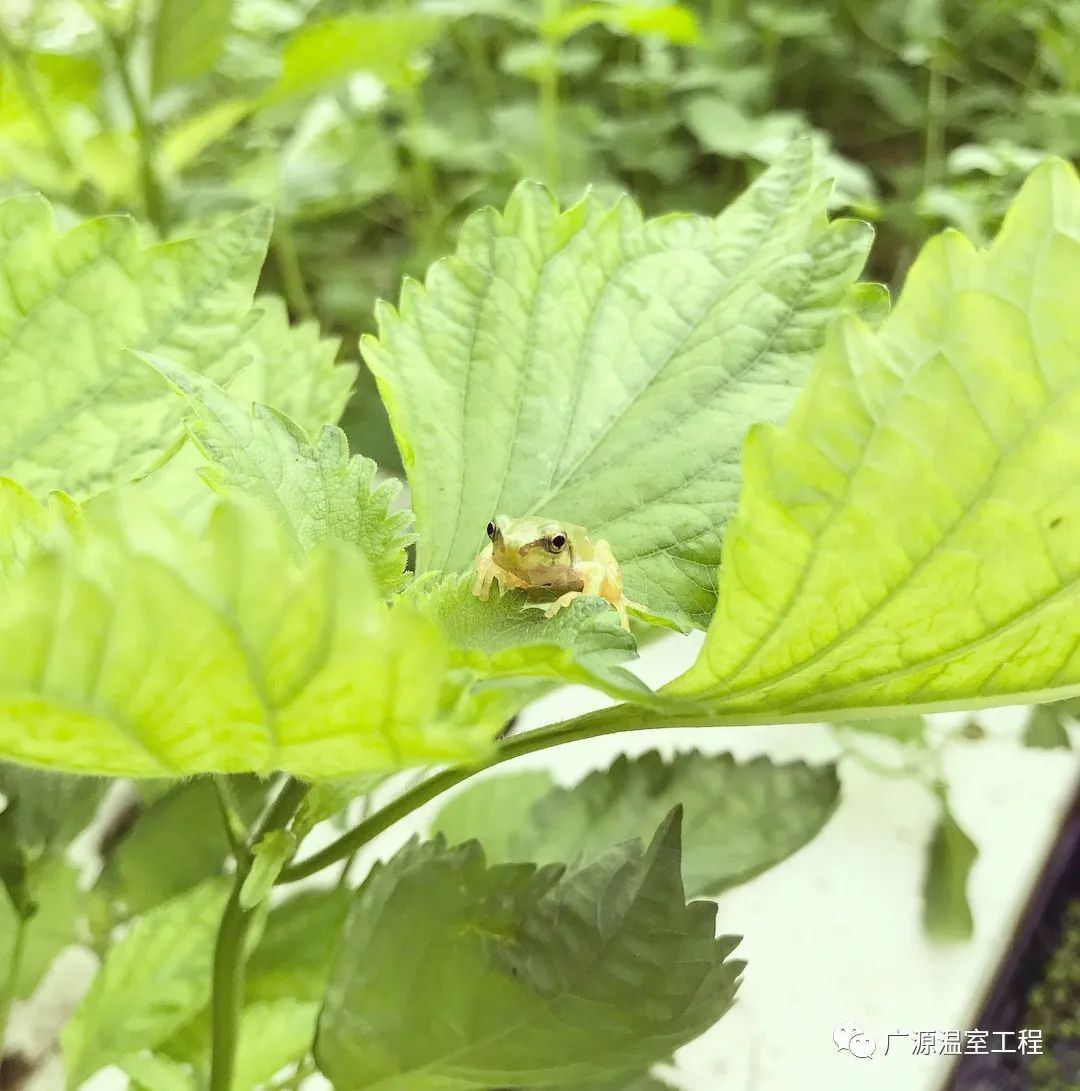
xmin=834 ymin=1023 xmax=861 ymax=1051
xmin=849 ymin=1033 xmax=877 ymax=1059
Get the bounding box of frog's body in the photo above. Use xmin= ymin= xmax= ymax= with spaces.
xmin=472 ymin=514 xmax=642 ymax=630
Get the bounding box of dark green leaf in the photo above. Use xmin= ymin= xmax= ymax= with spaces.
xmin=315 ymin=811 xmax=742 ymax=1089
xmin=923 ymin=795 xmax=978 ymax=942
xmin=432 ymin=751 xmax=840 ymax=898
xmin=1024 ymin=705 xmax=1074 ymax=749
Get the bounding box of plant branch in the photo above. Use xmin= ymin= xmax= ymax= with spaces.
xmin=209 ymin=776 xmax=308 ymax=1091
xmin=105 ymin=31 xmax=167 ymax=233
xmin=271 ymin=222 xmax=314 ymax=320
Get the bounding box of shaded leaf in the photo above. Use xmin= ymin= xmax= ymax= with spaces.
xmin=1024 ymin=705 xmax=1072 ymax=750
xmin=923 ymin=795 xmax=978 ymax=942
xmin=408 ymin=574 xmax=661 ymax=705
xmin=233 ymin=1000 xmax=317 ymax=1090
xmin=315 ymin=811 xmax=742 ymax=1089
xmin=432 ymin=750 xmax=840 ymax=897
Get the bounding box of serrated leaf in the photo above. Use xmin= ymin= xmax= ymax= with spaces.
xmin=265 ymin=13 xmax=445 ymax=103
xmin=0 ymin=199 xmax=275 ymax=499
xmin=409 ymin=574 xmax=661 ymax=704
xmin=1023 ymin=705 xmax=1072 ymax=750
xmin=62 ymin=879 xmax=230 ymax=1085
xmin=669 ymin=158 xmax=1080 ymax=715
xmin=151 ymin=0 xmax=233 ymax=93
xmin=432 ymin=751 xmax=839 ymax=897
xmin=431 ymin=771 xmax=556 ymax=863
xmin=142 ymin=354 xmax=412 ymax=596
xmin=246 ymin=888 xmax=351 ymax=1004
xmin=0 ymin=478 xmax=80 ymax=583
xmin=0 ymin=492 xmax=499 ymax=778
xmin=923 ymin=796 xmax=978 ymax=942
xmin=366 ymin=140 xmax=871 ymax=629
xmin=315 ymin=811 xmax=742 ymax=1089
xmin=240 ymin=830 xmax=297 ymax=909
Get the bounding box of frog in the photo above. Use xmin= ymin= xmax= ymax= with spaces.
xmin=472 ymin=514 xmax=644 ymax=630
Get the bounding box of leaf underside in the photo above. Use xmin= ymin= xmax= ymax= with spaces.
xmin=671 ymin=158 xmax=1080 ymax=716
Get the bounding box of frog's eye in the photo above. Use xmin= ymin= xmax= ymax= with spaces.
xmin=549 ymin=533 xmax=567 ymax=552
xmin=486 ymin=522 xmax=496 ymax=539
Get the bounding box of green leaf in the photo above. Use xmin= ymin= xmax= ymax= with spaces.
xmin=0 ymin=492 xmax=499 ymax=778
xmin=431 ymin=770 xmax=556 ymax=864
xmin=1023 ymin=705 xmax=1073 ymax=749
xmin=366 ymin=140 xmax=871 ymax=629
xmin=292 ymin=774 xmax=390 ymax=841
xmin=409 ymin=574 xmax=661 ymax=704
xmin=0 ymin=857 xmax=82 ymax=999
xmin=923 ymin=795 xmax=978 ymax=942
xmin=548 ymin=3 xmax=699 ymax=43
xmin=0 ymin=764 xmax=108 ymax=856
xmin=0 ymin=199 xmax=276 ymax=499
xmin=246 ymin=888 xmax=351 ymax=1004
xmin=119 ymin=1052 xmax=197 ymax=1091
xmin=0 ymin=478 xmax=80 ymax=583
xmin=431 ymin=751 xmax=840 ymax=897
xmin=240 ymin=830 xmax=297 ymax=909
xmin=264 ymin=13 xmax=444 ymax=103
xmin=233 ymin=1000 xmax=318 ymax=1090
xmin=98 ymin=776 xmax=268 ymax=916
xmin=151 ymin=0 xmax=233 ymax=93
xmin=669 ymin=158 xmax=1080 ymax=715
xmin=315 ymin=811 xmax=743 ymax=1089
xmin=142 ymin=354 xmax=412 ymax=596
xmin=62 ymin=879 xmax=230 ymax=1086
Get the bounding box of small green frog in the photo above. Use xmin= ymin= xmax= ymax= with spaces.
xmin=472 ymin=514 xmax=643 ymax=630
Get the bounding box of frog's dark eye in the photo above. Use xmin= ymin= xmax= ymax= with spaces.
xmin=550 ymin=533 xmax=567 ymax=552
xmin=486 ymin=522 xmax=496 ymax=539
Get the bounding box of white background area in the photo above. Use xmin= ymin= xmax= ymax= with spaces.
xmin=19 ymin=629 xmax=1080 ymax=1091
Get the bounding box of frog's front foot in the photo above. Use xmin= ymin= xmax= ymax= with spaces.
xmin=473 ymin=558 xmax=495 ymax=600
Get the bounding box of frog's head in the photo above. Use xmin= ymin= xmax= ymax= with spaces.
xmin=487 ymin=514 xmax=573 ymax=580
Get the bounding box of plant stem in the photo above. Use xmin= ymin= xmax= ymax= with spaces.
xmin=538 ymin=0 xmax=562 ymax=191
xmin=212 ymin=776 xmax=249 ymax=858
xmin=271 ymin=223 xmax=314 ymax=320
xmin=923 ymin=52 xmax=947 ymax=191
xmin=105 ymin=31 xmax=167 ymax=234
xmin=0 ymin=912 xmax=29 ymax=1051
xmin=209 ymin=777 xmax=309 ymax=1091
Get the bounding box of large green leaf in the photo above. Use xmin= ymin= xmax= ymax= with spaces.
xmin=0 ymin=198 xmax=352 ymax=500
xmin=365 ymin=140 xmax=871 ymax=628
xmin=62 ymin=879 xmax=229 ymax=1086
xmin=315 ymin=811 xmax=742 ymax=1089
xmin=0 ymin=492 xmax=499 ymax=778
xmin=669 ymin=158 xmax=1080 ymax=714
xmin=431 ymin=751 xmax=840 ymax=897
xmin=143 ymin=354 xmax=413 ymax=596
xmin=408 ymin=574 xmax=661 ymax=704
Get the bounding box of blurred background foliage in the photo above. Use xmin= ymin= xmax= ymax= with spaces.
xmin=0 ymin=0 xmax=1076 ymax=469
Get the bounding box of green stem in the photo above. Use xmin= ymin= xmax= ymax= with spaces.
xmin=0 ymin=912 xmax=29 ymax=1049
xmin=209 ymin=777 xmax=308 ymax=1091
xmin=212 ymin=777 xmax=249 ymax=858
xmin=539 ymin=0 xmax=562 ymax=191
xmin=404 ymin=79 xmax=438 ymax=215
xmin=105 ymin=31 xmax=166 ymax=233
xmin=923 ymin=52 xmax=947 ymax=191
xmin=271 ymin=223 xmax=314 ymax=320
